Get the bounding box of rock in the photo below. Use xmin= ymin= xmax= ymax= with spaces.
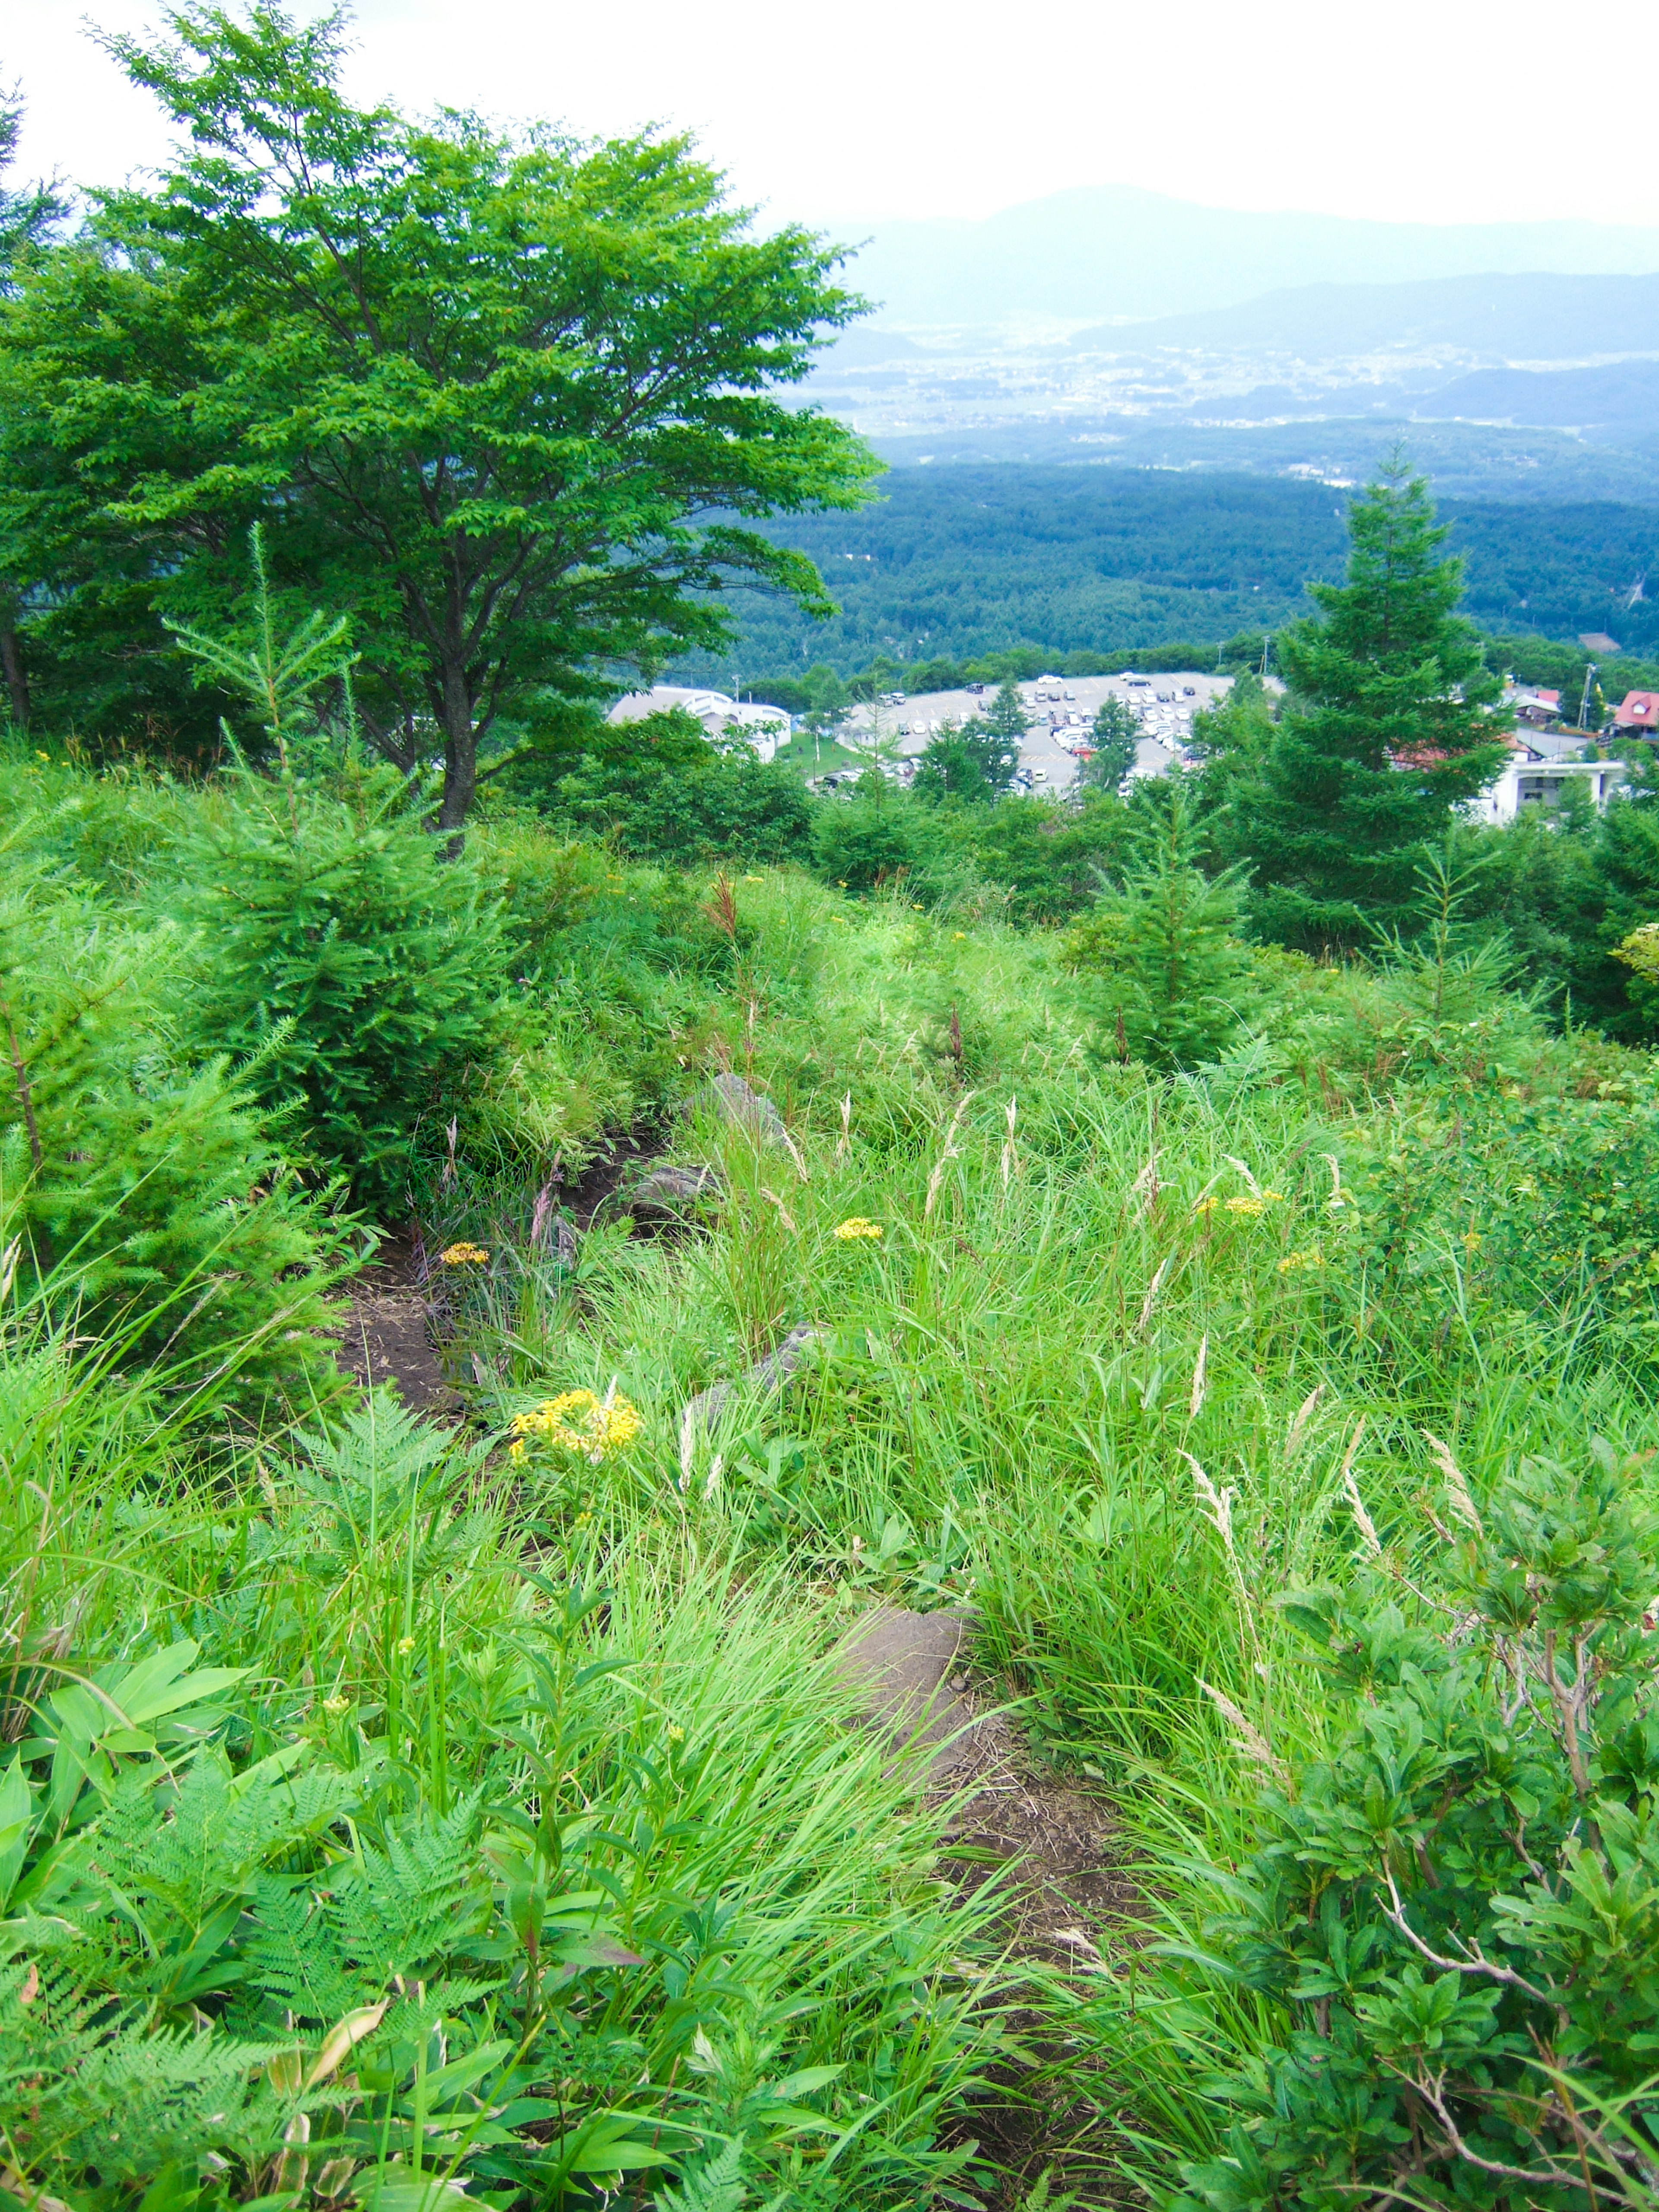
xmin=684 ymin=1071 xmax=788 ymax=1147
xmin=678 ymin=1323 xmax=821 ymax=1459
xmin=833 ymin=1605 xmax=987 ymax=1782
xmin=629 ymin=1163 xmax=724 ymax=1213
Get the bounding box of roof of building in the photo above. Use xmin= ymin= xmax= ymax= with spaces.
xmin=1614 ymin=690 xmax=1659 ymax=728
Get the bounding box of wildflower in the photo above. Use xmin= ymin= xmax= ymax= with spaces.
xmin=833 ymin=1217 xmax=884 ymax=1242
xmin=952 ymin=931 xmax=967 ymax=940
xmin=511 ymin=1387 xmax=642 ymax=1462
xmin=1277 ymin=1249 xmax=1325 ymax=1275
xmin=439 ymin=1242 xmax=490 ymax=1266
xmin=508 ymin=1439 xmax=526 ymax=1463
xmin=1225 ymin=1195 xmax=1266 ymax=1217
xmin=396 ymin=1634 xmax=416 ymax=1656
xmin=667 ymin=1723 xmax=685 ymax=1743
xmin=1462 ymin=1229 xmax=1482 ymax=1255
xmin=321 ymin=1695 xmax=350 ymax=1717
xmin=743 ymin=874 xmax=764 ymax=884
xmin=1192 ymin=1195 xmax=1220 ymax=1217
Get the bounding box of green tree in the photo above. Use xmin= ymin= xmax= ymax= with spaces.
xmin=984 ymin=677 xmax=1031 ymax=748
xmin=1081 ymin=695 xmax=1139 ymax=794
xmin=0 ymin=4 xmax=875 ymax=831
xmin=1066 ymin=782 xmax=1250 ymax=1069
xmin=1224 ymin=460 xmax=1510 ymax=949
xmin=543 ymin=716 xmax=814 ymax=865
xmin=912 ymin=713 xmax=1020 ymax=804
xmin=801 ymin=662 xmax=850 ymax=767
xmin=164 ymin=534 xmax=509 ymax=1211
xmin=0 ymin=79 xmax=64 ymax=733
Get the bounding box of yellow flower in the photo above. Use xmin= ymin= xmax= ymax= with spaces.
xmin=1277 ymin=1249 xmax=1325 ymax=1274
xmin=510 ymin=1388 xmax=642 ymax=1461
xmin=1192 ymin=1195 xmax=1220 ymax=1217
xmin=833 ymin=1217 xmax=884 ymax=1242
xmin=667 ymin=1723 xmax=685 ymax=1743
xmin=439 ymin=1242 xmax=490 ymax=1266
xmin=396 ymin=1634 xmax=416 ymax=1656
xmin=507 ymin=1439 xmax=526 ymax=1462
xmin=743 ymin=874 xmax=764 ymax=883
xmin=1260 ymin=1189 xmax=1284 ymax=1205
xmin=1225 ymin=1195 xmax=1266 ymax=1218
xmin=952 ymin=931 xmax=967 ymax=940
xmin=321 ymin=1694 xmax=350 ymax=1717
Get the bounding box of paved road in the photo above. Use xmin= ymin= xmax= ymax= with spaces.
xmin=839 ymin=669 xmax=1235 ymax=794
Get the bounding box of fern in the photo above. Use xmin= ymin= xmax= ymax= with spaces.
xmin=655 ymin=2136 xmax=750 ymax=2212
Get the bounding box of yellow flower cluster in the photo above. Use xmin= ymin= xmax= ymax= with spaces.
xmin=833 ymin=1217 xmax=884 ymax=1242
xmin=1193 ymin=1190 xmax=1284 ymax=1221
xmin=508 ymin=1389 xmax=642 ymax=1463
xmin=439 ymin=1242 xmax=490 ymax=1266
xmin=1277 ymin=1249 xmax=1325 ymax=1275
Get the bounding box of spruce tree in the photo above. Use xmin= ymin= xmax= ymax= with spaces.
xmin=1081 ymin=696 xmax=1139 ymax=794
xmin=1067 ymin=782 xmax=1250 ymax=1069
xmin=984 ymin=678 xmax=1031 ymax=746
xmin=1228 ymin=458 xmax=1510 ymax=950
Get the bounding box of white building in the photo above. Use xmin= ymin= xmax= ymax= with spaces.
xmin=1467 ymin=753 xmax=1623 ymax=825
xmin=607 ymin=685 xmax=789 ymax=763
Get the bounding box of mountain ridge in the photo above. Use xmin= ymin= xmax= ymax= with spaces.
xmin=842 ymin=186 xmax=1659 ymax=327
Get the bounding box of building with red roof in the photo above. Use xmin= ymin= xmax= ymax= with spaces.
xmin=1613 ymin=691 xmax=1659 ymax=734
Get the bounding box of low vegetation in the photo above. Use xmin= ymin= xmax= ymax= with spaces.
xmin=6 ymin=14 xmax=1659 ymax=2209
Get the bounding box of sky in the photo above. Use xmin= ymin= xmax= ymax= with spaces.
xmin=9 ymin=0 xmax=1659 ymax=235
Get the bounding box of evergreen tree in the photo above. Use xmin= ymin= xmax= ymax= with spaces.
xmin=1081 ymin=695 xmax=1139 ymax=794
xmin=1066 ymin=782 xmax=1250 ymax=1069
xmin=912 ymin=713 xmax=1020 ymax=804
xmin=1225 ymin=459 xmax=1510 ymax=949
xmin=984 ymin=677 xmax=1030 ymax=746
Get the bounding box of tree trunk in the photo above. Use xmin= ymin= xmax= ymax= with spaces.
xmin=435 ymin=656 xmax=477 ymax=855
xmin=0 ymin=610 xmax=30 ymax=734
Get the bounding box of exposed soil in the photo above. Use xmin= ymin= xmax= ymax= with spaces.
xmin=558 ymin=1127 xmax=668 ymax=1231
xmin=331 ymin=1238 xmax=460 ymax=1416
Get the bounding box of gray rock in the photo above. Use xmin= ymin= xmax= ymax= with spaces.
xmin=833 ymin=1605 xmax=987 ymax=1781
xmin=678 ymin=1323 xmax=821 ymax=1451
xmin=629 ymin=1163 xmax=724 ymax=1213
xmin=684 ymin=1071 xmax=788 ymax=1147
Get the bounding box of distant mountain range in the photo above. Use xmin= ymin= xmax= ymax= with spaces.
xmin=842 ymin=187 xmax=1659 ymax=328
xmin=1067 ymin=273 xmax=1659 ymax=362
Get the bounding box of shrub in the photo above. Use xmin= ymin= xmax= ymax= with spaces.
xmin=545 ymin=732 xmax=814 ymax=867
xmin=169 ymin=748 xmax=509 ymax=1212
xmin=0 ymin=856 xmax=347 ymax=1392
xmin=1163 ymin=1438 xmax=1659 ymax=2210
xmin=1065 ymin=782 xmax=1250 ymax=1068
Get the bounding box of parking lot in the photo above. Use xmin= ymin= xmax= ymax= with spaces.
xmin=837 ymin=669 xmax=1236 ymax=793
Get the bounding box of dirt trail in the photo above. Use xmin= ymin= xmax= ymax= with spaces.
xmin=332 ymin=1238 xmax=458 ymax=1415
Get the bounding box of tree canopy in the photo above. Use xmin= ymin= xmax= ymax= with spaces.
xmin=0 ymin=3 xmax=877 ymax=824
xmin=1221 ymin=460 xmax=1511 ymax=947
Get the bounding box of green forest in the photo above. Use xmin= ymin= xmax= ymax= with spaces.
xmin=666 ymin=465 xmax=1659 ymax=690
xmin=13 ymin=12 xmax=1659 ymax=2212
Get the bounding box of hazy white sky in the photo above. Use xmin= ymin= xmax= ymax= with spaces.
xmin=9 ymin=0 xmax=1659 ymax=234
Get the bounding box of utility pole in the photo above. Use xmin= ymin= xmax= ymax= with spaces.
xmin=1579 ymin=662 xmax=1598 ymax=731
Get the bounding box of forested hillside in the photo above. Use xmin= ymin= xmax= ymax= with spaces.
xmin=674 ymin=465 xmax=1659 ymax=683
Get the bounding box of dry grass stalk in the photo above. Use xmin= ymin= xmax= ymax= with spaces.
xmin=923 ymin=1090 xmax=976 ymax=1220
xmin=1285 ymin=1382 xmax=1324 ymax=1462
xmin=1199 ymin=1679 xmax=1288 ymax=1785
xmin=1339 ymin=1417 xmax=1381 ymax=1556
xmin=1423 ymin=1429 xmax=1483 ymax=1535
xmin=836 ymin=1090 xmax=852 ymax=1163
xmin=1000 ymin=1094 xmax=1019 ymax=1192
xmin=1136 ymin=1253 xmax=1173 ymax=1335
xmin=1189 ymin=1332 xmax=1208 ymax=1421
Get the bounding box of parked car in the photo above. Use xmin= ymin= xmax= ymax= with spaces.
xmin=1182 ymin=685 xmax=1198 ymax=696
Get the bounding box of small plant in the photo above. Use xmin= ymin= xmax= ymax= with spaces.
xmin=1162 ymin=1437 xmax=1659 ymax=2209
xmin=165 ymin=531 xmax=511 ymax=1212
xmin=1066 ymin=780 xmax=1250 ymax=1069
